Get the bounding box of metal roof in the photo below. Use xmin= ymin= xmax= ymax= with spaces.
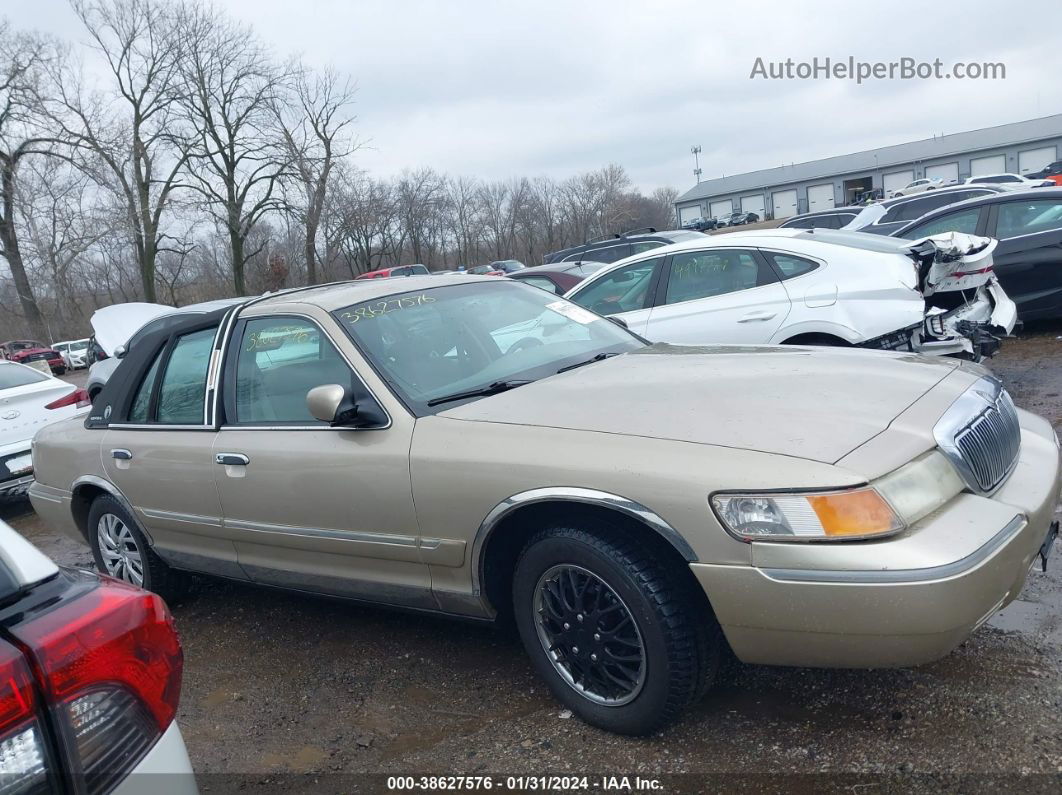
xmin=677 ymin=114 xmax=1062 ymax=203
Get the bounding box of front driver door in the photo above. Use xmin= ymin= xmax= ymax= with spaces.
xmin=644 ymin=248 xmax=791 ymax=343
xmin=211 ymin=311 xmax=432 ymax=608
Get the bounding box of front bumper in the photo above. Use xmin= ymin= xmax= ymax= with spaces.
xmin=692 ymin=414 xmax=1061 ymax=668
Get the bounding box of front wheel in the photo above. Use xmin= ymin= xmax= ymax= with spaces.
xmin=512 ymin=523 xmax=719 ymax=735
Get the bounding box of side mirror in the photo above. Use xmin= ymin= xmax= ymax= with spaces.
xmin=306 ymin=383 xmax=388 ymax=428
xmin=607 ymin=316 xmax=629 ymax=329
xmin=114 ymin=345 xmax=127 ymax=359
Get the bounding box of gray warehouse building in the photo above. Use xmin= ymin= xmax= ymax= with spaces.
xmin=674 ymin=114 xmax=1062 ymax=224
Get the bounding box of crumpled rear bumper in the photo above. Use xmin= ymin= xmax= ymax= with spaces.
xmin=865 ymin=278 xmax=1016 ymax=359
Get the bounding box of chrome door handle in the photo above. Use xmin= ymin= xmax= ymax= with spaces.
xmin=215 ymin=453 xmax=250 ymax=466
xmin=110 ymin=449 xmax=132 ymax=460
xmin=737 ymin=311 xmax=776 ymax=322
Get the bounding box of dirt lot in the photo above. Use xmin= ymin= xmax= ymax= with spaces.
xmin=5 ymin=329 xmax=1062 ymax=791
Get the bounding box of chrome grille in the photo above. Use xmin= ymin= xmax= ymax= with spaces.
xmin=934 ymin=378 xmax=1021 ymax=494
xmin=954 ymin=391 xmax=1020 ymax=491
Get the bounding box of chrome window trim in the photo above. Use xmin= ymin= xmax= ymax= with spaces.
xmin=761 ymin=515 xmax=1026 ymax=584
xmin=215 ymin=310 xmax=394 ymax=432
xmin=107 ymin=424 xmax=214 ymax=431
xmin=472 ymin=487 xmax=697 ymax=605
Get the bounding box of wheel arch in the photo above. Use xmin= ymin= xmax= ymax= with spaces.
xmin=70 ymin=476 xmax=146 ymax=543
xmin=474 ymin=488 xmax=698 ymax=619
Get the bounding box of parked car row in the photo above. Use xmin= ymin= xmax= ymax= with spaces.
xmin=561 ymin=228 xmax=1014 ymax=360
xmin=23 ymin=274 xmax=1061 ymax=739
xmin=781 ymin=186 xmax=1062 ymax=321
xmin=0 ymin=340 xmax=66 ymax=375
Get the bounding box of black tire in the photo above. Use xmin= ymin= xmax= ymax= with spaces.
xmin=512 ymin=521 xmax=719 ymax=735
xmin=87 ymin=495 xmax=193 ymax=602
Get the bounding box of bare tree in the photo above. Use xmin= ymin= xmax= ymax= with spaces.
xmin=50 ymin=0 xmax=191 ymax=303
xmin=181 ymin=4 xmax=289 ymax=295
xmin=0 ymin=22 xmax=60 ymax=340
xmin=276 ymin=63 xmax=358 ymax=285
xmin=19 ymin=157 xmax=114 ymax=331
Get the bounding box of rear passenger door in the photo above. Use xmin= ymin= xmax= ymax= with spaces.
xmin=211 ymin=312 xmax=432 ymax=607
xmin=985 ymin=197 xmax=1062 ymax=319
xmin=101 ymin=322 xmax=233 ymax=576
xmin=644 ymin=249 xmax=791 ymax=344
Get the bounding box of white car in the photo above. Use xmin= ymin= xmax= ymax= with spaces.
xmin=0 ymin=361 xmax=90 ymax=497
xmin=964 ymin=173 xmax=1054 ymax=188
xmin=52 ymin=338 xmax=91 ymax=369
xmin=564 ymin=228 xmax=1016 ymax=360
xmin=891 ymin=177 xmax=944 ymax=196
xmin=0 ymin=521 xmax=197 ymax=794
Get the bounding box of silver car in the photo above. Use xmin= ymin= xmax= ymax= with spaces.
xmin=28 ymin=276 xmax=1061 ymax=735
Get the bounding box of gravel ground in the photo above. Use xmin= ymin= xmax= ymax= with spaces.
xmin=5 ymin=328 xmax=1062 ymax=791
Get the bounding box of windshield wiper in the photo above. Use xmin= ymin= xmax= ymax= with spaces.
xmin=426 ymin=379 xmax=535 ymax=407
xmin=557 ymin=352 xmax=620 ymax=374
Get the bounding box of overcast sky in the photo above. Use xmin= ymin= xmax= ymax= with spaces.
xmin=8 ymin=0 xmax=1062 ymax=192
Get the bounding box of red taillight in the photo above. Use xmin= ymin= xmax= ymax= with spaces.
xmin=949 ymin=266 xmax=993 ymax=277
xmin=44 ymin=389 xmax=91 ymax=410
xmin=15 ymin=580 xmax=182 ymax=733
xmin=0 ymin=638 xmax=50 ymax=793
xmin=9 ymin=579 xmax=182 ymax=793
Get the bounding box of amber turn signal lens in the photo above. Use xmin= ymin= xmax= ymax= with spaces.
xmin=807 ymin=489 xmax=901 ymax=537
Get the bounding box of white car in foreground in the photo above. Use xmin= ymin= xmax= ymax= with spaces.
xmin=0 ymin=361 xmax=90 ymax=497
xmin=0 ymin=521 xmax=196 ymax=793
xmin=564 ymin=228 xmax=1016 ymax=360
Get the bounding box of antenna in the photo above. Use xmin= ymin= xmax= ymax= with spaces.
xmin=691 ymin=145 xmax=702 ymax=182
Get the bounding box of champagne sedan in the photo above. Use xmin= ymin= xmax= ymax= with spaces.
xmin=27 ymin=276 xmax=1061 ymax=735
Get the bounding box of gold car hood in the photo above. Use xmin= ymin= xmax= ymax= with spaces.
xmin=440 ymin=343 xmax=961 ymax=464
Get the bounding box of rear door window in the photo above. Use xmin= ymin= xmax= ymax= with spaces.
xmin=901 ymin=207 xmax=983 ymax=238
xmin=572 ymin=243 xmax=632 ymax=263
xmin=155 ymin=327 xmax=217 ymax=424
xmin=995 ymin=199 xmax=1062 ymax=238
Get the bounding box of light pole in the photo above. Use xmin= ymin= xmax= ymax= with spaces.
xmin=691 ymin=145 xmax=702 ymax=183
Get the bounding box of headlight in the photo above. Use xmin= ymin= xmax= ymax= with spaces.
xmin=711 ymin=487 xmax=904 ymax=541
xmin=712 ymin=451 xmax=964 ymax=543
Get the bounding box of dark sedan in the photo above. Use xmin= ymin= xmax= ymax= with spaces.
xmin=891 ymin=187 xmax=1062 ymax=320
xmin=507 ymin=261 xmax=608 ymax=294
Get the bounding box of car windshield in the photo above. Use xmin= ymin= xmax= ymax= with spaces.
xmin=0 ymin=363 xmax=48 ymax=389
xmin=332 ymin=281 xmax=643 ymax=413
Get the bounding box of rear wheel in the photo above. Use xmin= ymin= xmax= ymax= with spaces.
xmin=87 ymin=495 xmax=193 ymax=602
xmin=512 ymin=522 xmax=719 ymax=735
